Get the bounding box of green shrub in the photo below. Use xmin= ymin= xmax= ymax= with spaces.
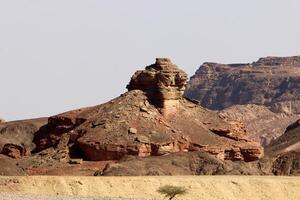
xmin=157 ymin=185 xmax=187 ymax=200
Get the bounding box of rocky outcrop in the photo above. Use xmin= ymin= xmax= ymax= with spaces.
xmin=1 ymin=143 xmax=30 ymax=159
xmin=33 ymin=58 xmax=263 ymax=164
xmin=271 ymin=151 xmax=300 ymax=175
xmin=219 ymin=104 xmax=300 ymax=146
xmin=101 ymin=151 xmax=262 ymax=176
xmin=127 ymin=58 xmax=188 ymax=118
xmin=0 ymin=118 xmax=48 ymax=158
xmin=261 ymin=119 xmax=300 ymax=175
xmin=185 ymin=56 xmax=300 ymax=113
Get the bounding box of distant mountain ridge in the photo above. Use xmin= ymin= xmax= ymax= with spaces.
xmin=185 ymin=56 xmax=300 ymax=113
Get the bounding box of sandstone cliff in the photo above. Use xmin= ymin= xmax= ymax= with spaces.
xmin=185 ymin=56 xmax=300 ymax=114
xmin=185 ymin=56 xmax=300 ymax=146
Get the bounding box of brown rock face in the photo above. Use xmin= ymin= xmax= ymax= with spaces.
xmin=0 ymin=118 xmax=48 ymax=157
xmin=33 ymin=59 xmax=263 ymax=163
xmin=261 ymin=119 xmax=300 ymax=175
xmin=219 ymin=104 xmax=300 ymax=146
xmin=185 ymin=56 xmax=300 ymax=113
xmin=127 ymin=58 xmax=188 ymax=118
xmin=1 ymin=143 xmax=29 ymax=159
xmin=185 ymin=56 xmax=300 ymax=147
xmin=101 ymin=151 xmax=262 ymax=176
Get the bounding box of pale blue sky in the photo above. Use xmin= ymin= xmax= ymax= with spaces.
xmin=1 ymin=0 xmax=300 ymax=121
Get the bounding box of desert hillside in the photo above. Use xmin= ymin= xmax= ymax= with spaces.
xmin=0 ymin=58 xmax=265 ymax=176
xmin=0 ymin=57 xmax=300 ymax=176
xmin=185 ymin=56 xmax=300 ymax=146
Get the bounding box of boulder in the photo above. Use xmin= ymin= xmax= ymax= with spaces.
xmin=1 ymin=143 xmax=29 ymax=159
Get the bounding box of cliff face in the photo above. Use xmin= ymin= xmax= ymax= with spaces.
xmin=185 ymin=56 xmax=300 ymax=114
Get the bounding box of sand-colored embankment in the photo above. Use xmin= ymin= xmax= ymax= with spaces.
xmin=0 ymin=176 xmax=299 ymax=200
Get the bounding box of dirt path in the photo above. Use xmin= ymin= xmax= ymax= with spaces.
xmin=0 ymin=176 xmax=299 ymax=200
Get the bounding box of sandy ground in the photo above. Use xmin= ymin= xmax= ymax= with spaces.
xmin=0 ymin=176 xmax=299 ymax=200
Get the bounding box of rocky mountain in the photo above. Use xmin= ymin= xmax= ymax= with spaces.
xmin=185 ymin=56 xmax=300 ymax=145
xmin=219 ymin=104 xmax=300 ymax=146
xmin=186 ymin=56 xmax=300 ymax=113
xmin=33 ymin=58 xmax=262 ymax=162
xmin=2 ymin=57 xmax=300 ymax=176
xmin=0 ymin=58 xmax=264 ymax=176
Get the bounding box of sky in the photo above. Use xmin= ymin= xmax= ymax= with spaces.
xmin=0 ymin=0 xmax=300 ymax=121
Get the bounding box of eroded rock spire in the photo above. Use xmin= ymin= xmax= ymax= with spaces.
xmin=127 ymin=58 xmax=188 ymax=117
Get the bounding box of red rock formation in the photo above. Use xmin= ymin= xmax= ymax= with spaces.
xmin=1 ymin=143 xmax=29 ymax=159
xmin=127 ymin=58 xmax=188 ymax=118
xmin=33 ymin=58 xmax=263 ymax=163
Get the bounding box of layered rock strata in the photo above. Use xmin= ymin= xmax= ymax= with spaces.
xmin=127 ymin=58 xmax=188 ymax=118
xmin=185 ymin=56 xmax=300 ymax=113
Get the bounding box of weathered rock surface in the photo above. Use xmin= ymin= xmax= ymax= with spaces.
xmin=127 ymin=58 xmax=188 ymax=118
xmin=185 ymin=56 xmax=300 ymax=113
xmin=101 ymin=152 xmax=262 ymax=176
xmin=261 ymin=119 xmax=300 ymax=175
xmin=0 ymin=118 xmax=48 ymax=158
xmin=33 ymin=58 xmax=263 ymax=164
xmin=1 ymin=144 xmax=30 ymax=159
xmin=219 ymin=104 xmax=300 ymax=146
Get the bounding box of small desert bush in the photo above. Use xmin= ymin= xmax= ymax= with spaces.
xmin=157 ymin=185 xmax=187 ymax=200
